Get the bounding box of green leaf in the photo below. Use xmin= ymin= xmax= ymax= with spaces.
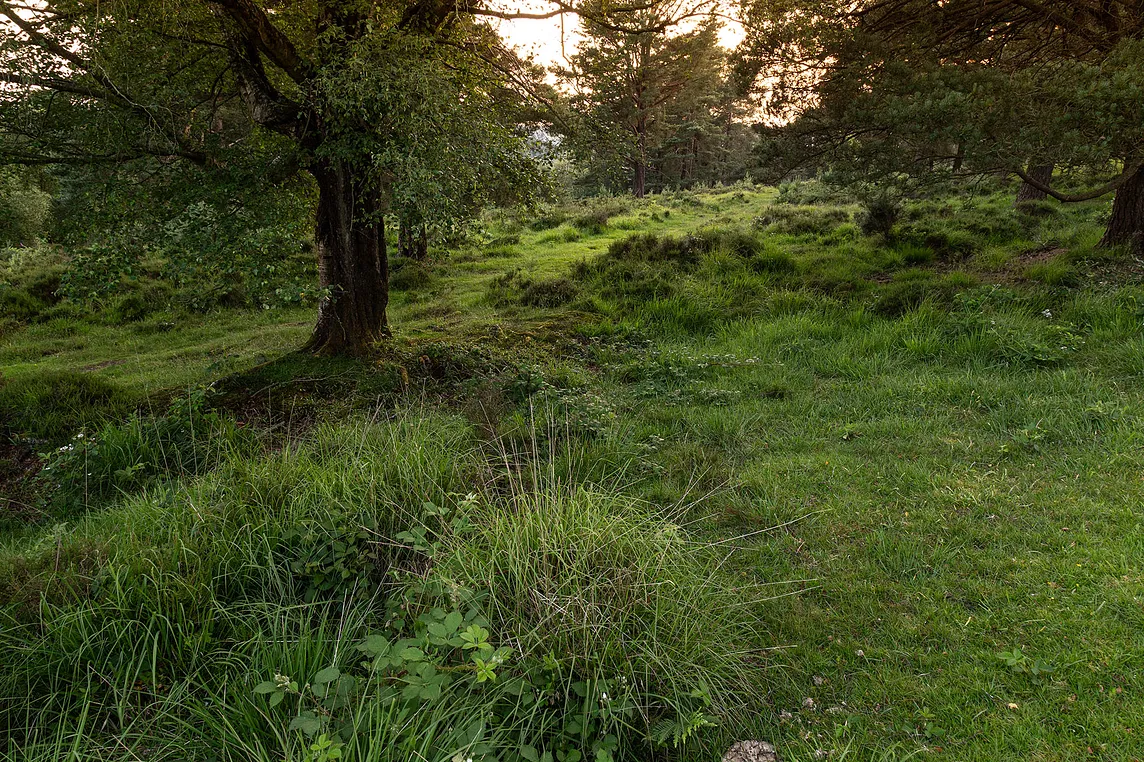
xmin=520 ymin=744 xmax=540 ymax=762
xmin=254 ymin=681 xmax=278 ymax=695
xmin=356 ymin=634 xmax=391 ymax=658
xmin=289 ymin=711 xmax=322 ymax=737
xmin=400 ymin=647 xmax=425 ymax=662
xmin=312 ymin=666 xmax=341 ymax=685
xmin=269 ymin=690 xmax=285 ymax=708
xmin=444 ymin=610 xmax=463 ymax=632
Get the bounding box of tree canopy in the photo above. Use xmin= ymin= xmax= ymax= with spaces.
xmin=559 ymin=1 xmax=754 ymax=196
xmin=0 ymin=0 xmax=551 ymax=353
xmin=735 ymin=0 xmax=1144 ymax=247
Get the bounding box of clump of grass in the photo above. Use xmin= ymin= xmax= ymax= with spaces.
xmin=485 ymin=268 xmax=580 ymax=308
xmin=0 ymin=412 xmax=764 ymax=760
xmin=436 ymin=486 xmax=764 ymax=725
xmin=872 ymin=271 xmax=977 ymax=317
xmin=38 ymin=389 xmax=258 ymax=514
xmin=389 ymin=260 xmax=435 ymax=292
xmin=750 ymin=250 xmax=797 ymax=275
xmin=755 ymin=205 xmax=850 ymax=236
xmin=520 ymin=277 xmax=579 ymax=308
xmin=0 ymin=370 xmax=136 ymax=441
xmin=1025 ymin=259 xmax=1079 ymax=287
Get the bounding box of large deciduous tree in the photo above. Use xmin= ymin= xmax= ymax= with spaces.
xmin=735 ymin=0 xmax=1144 ymax=249
xmin=0 ymin=0 xmax=546 ymax=353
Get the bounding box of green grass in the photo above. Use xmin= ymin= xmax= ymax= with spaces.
xmin=2 ymin=181 xmax=1143 ymax=761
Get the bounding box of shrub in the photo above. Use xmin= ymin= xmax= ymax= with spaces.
xmin=859 ymin=195 xmax=902 ymax=239
xmin=108 ymin=291 xmax=152 ymax=322
xmin=755 ymin=206 xmax=850 ymax=236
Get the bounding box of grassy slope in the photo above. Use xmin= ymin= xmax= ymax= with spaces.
xmin=2 ymin=184 xmax=1143 ymax=761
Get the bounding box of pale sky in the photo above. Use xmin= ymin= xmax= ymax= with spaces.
xmin=494 ymin=1 xmax=746 ymax=70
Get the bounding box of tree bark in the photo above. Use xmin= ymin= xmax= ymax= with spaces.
xmin=951 ymin=142 xmax=964 ymax=173
xmin=1100 ymin=162 xmax=1144 ymax=251
xmin=1016 ymin=163 xmax=1054 ymax=203
xmin=304 ymin=160 xmax=389 ymax=355
xmin=632 ymin=115 xmax=647 ymax=198
xmin=399 ymin=219 xmax=428 ymax=260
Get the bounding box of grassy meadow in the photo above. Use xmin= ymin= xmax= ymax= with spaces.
xmin=1 ymin=181 xmax=1142 ymax=761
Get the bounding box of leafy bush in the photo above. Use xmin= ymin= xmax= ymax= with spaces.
xmin=859 ymin=195 xmax=902 ymax=239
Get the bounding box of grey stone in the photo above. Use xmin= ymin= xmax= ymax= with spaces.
xmin=722 ymin=740 xmax=778 ymax=762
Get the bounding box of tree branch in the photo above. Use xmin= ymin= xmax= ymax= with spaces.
xmin=204 ymin=0 xmax=312 ymax=84
xmin=1014 ymin=160 xmax=1143 ymax=202
xmin=212 ymin=10 xmax=303 ymax=138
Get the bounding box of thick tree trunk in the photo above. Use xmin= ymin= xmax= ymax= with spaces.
xmin=1100 ymin=162 xmax=1144 ymax=251
xmin=633 ymin=160 xmax=646 ymax=198
xmin=304 ymin=161 xmax=389 ymax=355
xmin=1016 ymin=163 xmax=1054 ymax=203
xmin=633 ymin=118 xmax=647 ymax=198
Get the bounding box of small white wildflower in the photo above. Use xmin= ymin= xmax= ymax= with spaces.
xmin=1042 ymin=309 xmax=1053 ymax=319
